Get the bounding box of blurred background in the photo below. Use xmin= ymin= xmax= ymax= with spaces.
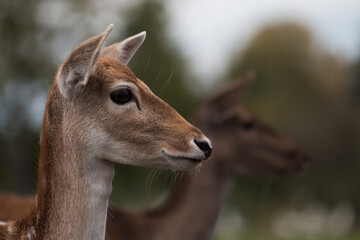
xmin=0 ymin=0 xmax=360 ymax=239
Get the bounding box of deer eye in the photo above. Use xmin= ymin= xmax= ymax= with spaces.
xmin=242 ymin=121 xmax=255 ymax=130
xmin=110 ymin=89 xmax=133 ymax=105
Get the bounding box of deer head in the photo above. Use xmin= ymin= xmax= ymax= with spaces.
xmin=55 ymin=24 xmax=212 ymax=171
xmin=193 ymin=73 xmax=308 ymax=175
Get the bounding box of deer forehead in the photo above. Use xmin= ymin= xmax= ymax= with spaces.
xmin=95 ymin=59 xmax=153 ymax=98
xmin=94 ymin=58 xmax=185 ymax=119
xmin=231 ymin=105 xmax=252 ymax=119
xmin=96 ymin=58 xmax=138 ymax=85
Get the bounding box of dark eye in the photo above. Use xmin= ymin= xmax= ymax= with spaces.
xmin=242 ymin=121 xmax=255 ymax=130
xmin=110 ymin=89 xmax=133 ymax=105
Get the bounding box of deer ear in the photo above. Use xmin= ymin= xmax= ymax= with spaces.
xmin=101 ymin=31 xmax=146 ymax=65
xmin=208 ymin=71 xmax=256 ymax=108
xmin=57 ymin=24 xmax=113 ymax=99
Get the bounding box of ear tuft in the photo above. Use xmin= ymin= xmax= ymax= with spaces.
xmin=57 ymin=24 xmax=113 ymax=99
xmin=105 ymin=24 xmax=114 ymax=34
xmin=101 ymin=31 xmax=146 ymax=65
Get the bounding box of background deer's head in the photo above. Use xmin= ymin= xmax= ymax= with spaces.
xmin=192 ymin=74 xmax=308 ymax=175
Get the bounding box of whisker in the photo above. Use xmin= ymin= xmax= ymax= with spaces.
xmin=160 ymin=68 xmax=173 ymax=93
xmin=169 ymin=171 xmax=178 ymax=192
xmin=189 ymin=164 xmax=201 ymax=181
xmin=107 ymin=206 xmax=117 ymax=221
xmin=172 ymin=170 xmax=187 ymax=191
xmin=146 ymin=168 xmax=159 ymax=204
xmin=155 ymin=65 xmax=163 ymax=83
xmin=144 ymin=55 xmax=151 ymax=73
xmin=163 ymin=170 xmax=173 ymax=187
xmin=145 ymin=169 xmax=154 ymax=201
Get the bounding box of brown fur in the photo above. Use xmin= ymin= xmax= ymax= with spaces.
xmin=0 ymin=27 xmax=210 ymax=240
xmin=105 ymin=76 xmax=309 ymax=240
xmin=0 ymin=194 xmax=35 ymax=221
xmin=91 ymin=59 xmax=203 ymax=157
xmin=0 ymin=76 xmax=308 ymax=240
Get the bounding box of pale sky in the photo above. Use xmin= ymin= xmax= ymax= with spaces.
xmin=166 ymin=0 xmax=360 ymax=83
xmin=36 ymin=0 xmax=360 ymax=84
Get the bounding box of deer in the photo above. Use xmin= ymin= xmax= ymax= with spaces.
xmin=0 ymin=24 xmax=213 ymax=240
xmin=0 ymin=74 xmax=308 ymax=240
xmin=105 ymin=74 xmax=309 ymax=240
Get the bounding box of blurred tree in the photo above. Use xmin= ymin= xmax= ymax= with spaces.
xmin=223 ymin=22 xmax=360 ymax=228
xmin=0 ymin=0 xmax=52 ymax=193
xmin=225 ymin=23 xmax=328 ymax=127
xmin=0 ymin=0 xmax=54 ymax=83
xmin=351 ymin=57 xmax=360 ymax=99
xmin=119 ymin=0 xmax=201 ymax=118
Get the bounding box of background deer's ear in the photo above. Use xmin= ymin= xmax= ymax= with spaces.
xmin=192 ymin=71 xmax=255 ymax=127
xmin=57 ymin=24 xmax=113 ymax=99
xmin=101 ymin=31 xmax=146 ymax=65
xmin=207 ymin=71 xmax=256 ymax=109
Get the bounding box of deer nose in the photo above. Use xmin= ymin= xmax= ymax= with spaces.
xmin=194 ymin=139 xmax=212 ymax=160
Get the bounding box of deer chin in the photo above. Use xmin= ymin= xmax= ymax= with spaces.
xmin=161 ymin=149 xmax=205 ymax=171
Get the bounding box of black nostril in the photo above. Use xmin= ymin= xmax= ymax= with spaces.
xmin=194 ymin=139 xmax=212 ymax=160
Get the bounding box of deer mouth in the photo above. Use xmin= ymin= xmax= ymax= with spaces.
xmin=161 ymin=149 xmax=204 ymax=164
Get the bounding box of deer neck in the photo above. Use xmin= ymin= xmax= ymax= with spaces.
xmin=152 ymin=157 xmax=233 ymax=240
xmin=35 ymin=85 xmax=115 ymax=240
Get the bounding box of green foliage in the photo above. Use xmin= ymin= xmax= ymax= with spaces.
xmin=226 ymin=23 xmax=325 ymax=126
xmin=119 ymin=0 xmax=201 ymax=117
xmin=0 ymin=0 xmax=54 ymax=83
xmin=351 ymin=58 xmax=360 ymax=99
xmin=224 ymin=22 xmax=360 ymax=227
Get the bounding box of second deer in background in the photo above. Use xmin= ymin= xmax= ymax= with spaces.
xmin=0 ymin=74 xmax=309 ymax=240
xmin=106 ymin=74 xmax=309 ymax=240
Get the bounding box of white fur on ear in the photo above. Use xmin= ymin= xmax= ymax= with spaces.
xmin=57 ymin=24 xmax=113 ymax=99
xmin=101 ymin=31 xmax=146 ymax=65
